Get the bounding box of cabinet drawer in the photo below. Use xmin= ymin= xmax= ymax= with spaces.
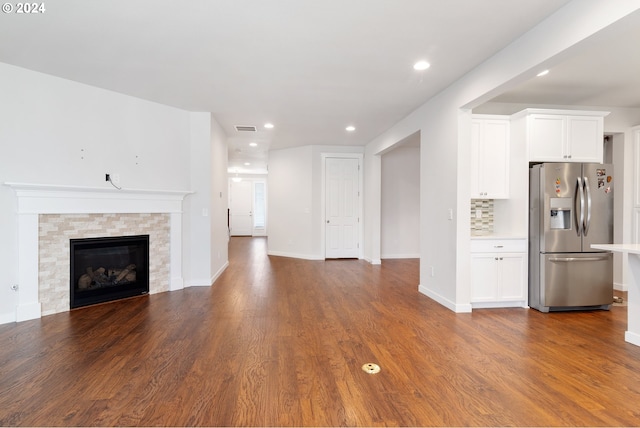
xmin=470 ymin=239 xmax=527 ymax=253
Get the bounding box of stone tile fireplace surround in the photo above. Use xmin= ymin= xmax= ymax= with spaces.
xmin=41 ymin=213 xmax=167 ymax=315
xmin=6 ymin=183 xmax=192 ymax=322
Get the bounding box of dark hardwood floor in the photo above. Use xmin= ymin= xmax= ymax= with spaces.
xmin=1 ymin=237 xmax=639 ymax=426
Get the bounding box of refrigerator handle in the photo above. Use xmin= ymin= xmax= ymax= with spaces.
xmin=584 ymin=176 xmax=591 ymax=236
xmin=549 ymin=256 xmax=610 ymax=262
xmin=575 ymin=177 xmax=584 ymax=237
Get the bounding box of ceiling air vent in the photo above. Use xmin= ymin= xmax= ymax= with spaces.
xmin=234 ymin=125 xmax=257 ymax=132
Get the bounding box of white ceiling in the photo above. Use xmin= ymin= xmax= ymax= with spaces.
xmin=8 ymin=0 xmax=629 ymax=175
xmin=485 ymin=8 xmax=640 ymax=111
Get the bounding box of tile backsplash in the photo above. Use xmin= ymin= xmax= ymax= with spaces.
xmin=471 ymin=199 xmax=493 ymax=233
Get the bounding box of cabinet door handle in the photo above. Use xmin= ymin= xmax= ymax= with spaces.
xmin=494 ymin=245 xmax=503 ymax=248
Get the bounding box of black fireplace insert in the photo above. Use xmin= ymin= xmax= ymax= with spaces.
xmin=70 ymin=235 xmax=149 ymax=309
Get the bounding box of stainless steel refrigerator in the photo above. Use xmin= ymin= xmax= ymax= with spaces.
xmin=529 ymin=163 xmax=614 ymax=312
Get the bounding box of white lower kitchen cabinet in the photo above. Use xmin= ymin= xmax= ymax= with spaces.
xmin=470 ymin=239 xmax=527 ymax=308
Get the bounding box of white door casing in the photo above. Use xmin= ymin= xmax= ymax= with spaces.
xmin=325 ymin=156 xmax=360 ymax=258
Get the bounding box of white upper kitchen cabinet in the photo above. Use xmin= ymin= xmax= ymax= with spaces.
xmin=512 ymin=109 xmax=609 ymax=163
xmin=470 ymin=115 xmax=510 ymax=199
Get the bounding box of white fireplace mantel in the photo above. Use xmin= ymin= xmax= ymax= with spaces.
xmin=5 ymin=182 xmax=193 ymax=322
xmin=5 ymin=182 xmax=193 ymax=214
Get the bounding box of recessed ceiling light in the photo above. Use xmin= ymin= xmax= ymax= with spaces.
xmin=537 ymin=69 xmax=549 ymax=77
xmin=413 ymin=60 xmax=430 ymax=71
xmin=346 ymin=126 xmax=356 ymax=132
xmin=244 ymin=162 xmax=251 ymax=166
xmin=264 ymin=123 xmax=274 ymax=129
xmin=249 ymin=142 xmax=258 ymax=147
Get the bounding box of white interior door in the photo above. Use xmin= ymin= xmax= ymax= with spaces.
xmin=325 ymin=157 xmax=360 ymax=258
xmin=229 ymin=180 xmax=253 ymax=236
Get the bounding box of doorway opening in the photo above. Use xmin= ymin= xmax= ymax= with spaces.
xmin=380 ymin=132 xmax=421 ymax=261
xmin=229 ymin=178 xmax=268 ymax=237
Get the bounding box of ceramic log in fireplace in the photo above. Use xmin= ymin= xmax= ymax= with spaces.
xmin=70 ymin=235 xmax=150 ymax=309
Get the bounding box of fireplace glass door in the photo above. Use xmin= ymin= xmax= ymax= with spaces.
xmin=70 ymin=235 xmax=149 ymax=309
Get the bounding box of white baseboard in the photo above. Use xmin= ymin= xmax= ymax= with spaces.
xmin=0 ymin=311 xmax=16 ymax=325
xmin=381 ymin=254 xmax=420 ymax=259
xmin=418 ymin=284 xmax=472 ymax=313
xmin=471 ymin=301 xmax=528 ymax=309
xmin=614 ymin=282 xmax=628 ymax=292
xmin=184 ymin=279 xmax=211 ymax=287
xmin=184 ymin=261 xmax=230 ymax=287
xmin=266 ymin=250 xmax=324 ymax=261
xmin=16 ymin=302 xmax=41 ymax=322
xmin=211 ymin=261 xmax=229 ymax=285
xmin=170 ymin=276 xmax=184 ymax=291
xmin=625 ymin=331 xmax=640 ymax=347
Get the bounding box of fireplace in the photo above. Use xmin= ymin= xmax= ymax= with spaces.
xmin=6 ymin=183 xmax=189 ymax=322
xmin=70 ymin=235 xmax=150 ymax=309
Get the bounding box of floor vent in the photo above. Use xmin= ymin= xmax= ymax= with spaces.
xmin=234 ymin=125 xmax=257 ymax=132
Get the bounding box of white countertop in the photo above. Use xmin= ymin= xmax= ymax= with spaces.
xmin=471 ymin=234 xmax=527 ymax=240
xmin=593 ymin=243 xmax=640 ymax=348
xmin=591 ymin=244 xmax=640 ymax=255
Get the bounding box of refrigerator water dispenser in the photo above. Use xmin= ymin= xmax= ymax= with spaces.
xmin=549 ymin=198 xmax=571 ymax=230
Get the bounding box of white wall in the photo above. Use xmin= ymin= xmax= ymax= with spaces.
xmin=184 ymin=112 xmax=213 ymax=286
xmin=267 ymin=145 xmax=363 ymax=260
xmin=381 ymin=145 xmax=420 ymax=258
xmin=364 ymin=98 xmax=471 ymax=311
xmin=210 ymin=117 xmax=230 ymax=282
xmin=267 ymin=146 xmax=316 ymax=259
xmin=0 ymin=62 xmax=229 ymax=323
xmin=363 ymin=1 xmax=640 ymax=312
xmin=491 ymin=113 xmax=529 ymax=238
